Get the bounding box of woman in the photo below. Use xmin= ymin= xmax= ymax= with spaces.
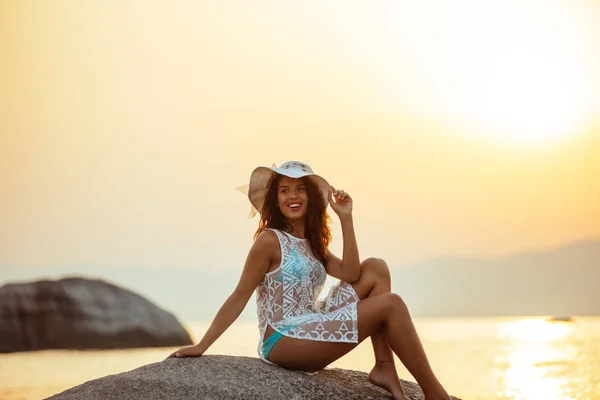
xmin=167 ymin=161 xmax=450 ymax=400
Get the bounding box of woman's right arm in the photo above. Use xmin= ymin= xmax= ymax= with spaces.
xmin=167 ymin=230 xmax=277 ymax=358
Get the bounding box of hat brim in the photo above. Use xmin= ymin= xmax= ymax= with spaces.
xmin=248 ymin=166 xmax=331 ymax=214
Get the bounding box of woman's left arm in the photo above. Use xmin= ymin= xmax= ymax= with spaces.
xmin=325 ymin=188 xmax=361 ymax=283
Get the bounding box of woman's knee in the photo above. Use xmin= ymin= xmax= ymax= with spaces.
xmin=381 ymin=292 xmax=409 ymax=316
xmin=360 ymin=257 xmax=391 ymax=284
xmin=357 ymin=293 xmax=410 ymax=339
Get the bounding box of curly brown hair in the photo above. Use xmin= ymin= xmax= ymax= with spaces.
xmin=254 ymin=172 xmax=332 ymax=263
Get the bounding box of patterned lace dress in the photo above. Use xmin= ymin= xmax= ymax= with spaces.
xmin=256 ymin=228 xmax=360 ymax=363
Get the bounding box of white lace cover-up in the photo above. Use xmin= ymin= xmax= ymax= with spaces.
xmin=256 ymin=228 xmax=360 ymax=362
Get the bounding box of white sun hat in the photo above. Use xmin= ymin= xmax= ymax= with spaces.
xmin=236 ymin=161 xmax=331 ymax=218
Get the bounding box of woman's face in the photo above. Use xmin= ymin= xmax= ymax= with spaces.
xmin=277 ymin=176 xmax=309 ymax=221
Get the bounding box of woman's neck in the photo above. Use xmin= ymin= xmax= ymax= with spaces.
xmin=284 ymin=220 xmax=306 ymax=239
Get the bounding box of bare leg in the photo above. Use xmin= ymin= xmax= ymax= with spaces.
xmin=268 ymin=293 xmax=450 ymax=400
xmin=351 ymin=258 xmax=406 ymax=399
xmin=382 ymin=297 xmax=450 ymax=400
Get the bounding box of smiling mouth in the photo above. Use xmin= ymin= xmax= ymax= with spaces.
xmin=288 ymin=203 xmax=302 ymax=211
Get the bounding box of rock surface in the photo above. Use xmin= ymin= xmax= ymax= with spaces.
xmin=50 ymin=355 xmax=462 ymax=400
xmin=0 ymin=277 xmax=192 ymax=353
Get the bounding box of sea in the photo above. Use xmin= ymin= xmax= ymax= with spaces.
xmin=1 ymin=317 xmax=599 ymax=400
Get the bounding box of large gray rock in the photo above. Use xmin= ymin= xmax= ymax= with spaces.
xmin=0 ymin=277 xmax=192 ymax=352
xmin=49 ymin=355 xmax=462 ymax=399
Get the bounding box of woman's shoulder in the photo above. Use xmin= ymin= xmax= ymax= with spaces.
xmin=259 ymin=228 xmax=287 ymax=241
xmin=253 ymin=229 xmax=281 ymax=253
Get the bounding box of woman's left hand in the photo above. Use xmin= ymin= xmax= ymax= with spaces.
xmin=329 ymin=186 xmax=353 ymax=217
xmin=166 ymin=344 xmax=205 ymax=359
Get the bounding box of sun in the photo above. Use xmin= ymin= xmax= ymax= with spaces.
xmin=415 ymin=1 xmax=600 ymax=148
xmin=441 ymin=19 xmax=597 ymax=148
xmin=327 ymin=0 xmax=600 ymax=148
xmin=454 ymin=57 xmax=594 ymax=147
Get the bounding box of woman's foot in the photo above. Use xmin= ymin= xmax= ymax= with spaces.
xmin=368 ymin=361 xmax=408 ymax=400
xmin=424 ymin=391 xmax=451 ymax=400
xmin=423 ymin=385 xmax=452 ymax=400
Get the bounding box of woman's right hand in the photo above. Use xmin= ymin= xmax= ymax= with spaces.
xmin=166 ymin=344 xmax=205 ymax=359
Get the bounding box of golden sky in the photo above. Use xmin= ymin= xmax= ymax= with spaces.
xmin=1 ymin=0 xmax=600 ymax=272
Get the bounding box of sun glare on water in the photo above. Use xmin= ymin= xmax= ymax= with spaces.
xmin=495 ymin=319 xmax=576 ymax=400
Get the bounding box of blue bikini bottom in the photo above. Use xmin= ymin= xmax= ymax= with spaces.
xmin=262 ymin=331 xmax=284 ymax=359
xmin=263 ymin=325 xmax=295 ymax=359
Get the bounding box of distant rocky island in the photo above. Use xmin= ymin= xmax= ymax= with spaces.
xmin=49 ymin=354 xmax=463 ymax=400
xmin=394 ymin=239 xmax=600 ymax=317
xmin=0 ymin=277 xmax=192 ymax=353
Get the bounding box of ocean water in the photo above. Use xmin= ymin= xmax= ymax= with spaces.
xmin=1 ymin=317 xmax=599 ymax=400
